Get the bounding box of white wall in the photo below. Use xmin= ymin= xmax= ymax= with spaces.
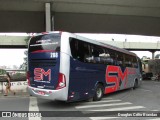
xmin=0 ymin=81 xmax=28 ymax=93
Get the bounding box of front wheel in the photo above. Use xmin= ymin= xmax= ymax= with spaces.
xmin=93 ymin=84 xmax=104 ymax=101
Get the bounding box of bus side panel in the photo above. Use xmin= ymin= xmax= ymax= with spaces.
xmin=127 ymin=68 xmax=140 ymax=88
xmin=105 ymin=65 xmax=139 ymax=94
xmin=68 ymin=64 xmax=140 ymax=101
xmin=68 ymin=58 xmax=106 ymax=102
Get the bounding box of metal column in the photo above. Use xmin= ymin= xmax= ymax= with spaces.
xmin=45 ymin=3 xmax=51 ymax=31
xmin=152 ymin=51 xmax=155 ymax=59
xmin=150 ymin=50 xmax=156 ymax=59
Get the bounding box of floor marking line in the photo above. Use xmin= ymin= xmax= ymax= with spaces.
xmin=85 ymin=100 xmax=122 ymax=104
xmin=29 ymin=97 xmax=41 ymax=120
xmin=85 ymin=106 xmax=145 ymax=112
xmin=76 ymin=102 xmax=132 ymax=109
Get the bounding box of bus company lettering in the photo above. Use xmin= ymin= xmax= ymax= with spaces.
xmin=105 ymin=65 xmax=136 ymax=94
xmin=34 ymin=68 xmax=51 ymax=81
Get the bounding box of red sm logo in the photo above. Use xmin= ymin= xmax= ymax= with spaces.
xmin=34 ymin=68 xmax=51 ymax=81
xmin=105 ymin=65 xmax=128 ymax=94
xmin=105 ymin=65 xmax=136 ymax=94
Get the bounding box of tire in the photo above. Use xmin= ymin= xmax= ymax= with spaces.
xmin=133 ymin=79 xmax=138 ymax=89
xmin=93 ymin=84 xmax=104 ymax=101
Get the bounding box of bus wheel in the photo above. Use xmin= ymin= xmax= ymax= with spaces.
xmin=93 ymin=84 xmax=104 ymax=101
xmin=133 ymin=79 xmax=138 ymax=89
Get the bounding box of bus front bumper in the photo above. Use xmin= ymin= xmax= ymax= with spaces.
xmin=27 ymin=86 xmax=68 ymax=101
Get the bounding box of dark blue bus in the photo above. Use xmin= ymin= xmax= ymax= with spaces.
xmin=27 ymin=32 xmax=142 ymax=102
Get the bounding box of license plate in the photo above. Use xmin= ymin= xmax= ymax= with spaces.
xmin=38 ymin=91 xmax=45 ymax=95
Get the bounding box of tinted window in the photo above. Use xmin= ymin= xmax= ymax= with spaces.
xmin=90 ymin=45 xmax=105 ymax=64
xmin=103 ymin=50 xmax=113 ymax=65
xmin=107 ymin=49 xmax=116 ymax=65
xmin=70 ymin=38 xmax=90 ymax=62
xmin=124 ymin=54 xmax=132 ymax=67
xmin=133 ymin=57 xmax=138 ymax=68
xmin=117 ymin=52 xmax=124 ymax=67
xmin=124 ymin=54 xmax=137 ymax=68
xmin=29 ymin=33 xmax=61 ymax=53
xmin=70 ymin=38 xmax=137 ymax=68
xmin=70 ymin=38 xmax=109 ymax=64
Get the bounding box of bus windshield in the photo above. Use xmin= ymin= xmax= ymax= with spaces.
xmin=29 ymin=33 xmax=61 ymax=53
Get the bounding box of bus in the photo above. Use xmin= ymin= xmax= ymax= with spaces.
xmin=27 ymin=31 xmax=142 ymax=102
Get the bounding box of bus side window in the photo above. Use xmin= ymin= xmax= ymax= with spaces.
xmin=108 ymin=49 xmax=116 ymax=65
xmin=92 ymin=48 xmax=100 ymax=63
xmin=70 ymin=38 xmax=78 ymax=59
xmin=125 ymin=54 xmax=132 ymax=67
xmin=133 ymin=57 xmax=138 ymax=68
xmin=99 ymin=49 xmax=109 ymax=64
xmin=103 ymin=49 xmax=113 ymax=65
xmin=76 ymin=41 xmax=85 ymax=61
xmin=70 ymin=38 xmax=91 ymax=63
xmin=90 ymin=45 xmax=105 ymax=64
xmin=83 ymin=43 xmax=91 ymax=63
xmin=117 ymin=52 xmax=124 ymax=67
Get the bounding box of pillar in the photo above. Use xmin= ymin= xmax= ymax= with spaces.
xmin=45 ymin=3 xmax=51 ymax=31
xmin=52 ymin=15 xmax=55 ymax=31
xmin=150 ymin=50 xmax=156 ymax=59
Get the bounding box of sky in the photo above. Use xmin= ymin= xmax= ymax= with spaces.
xmin=0 ymin=33 xmax=160 ymax=67
xmin=0 ymin=33 xmax=28 ymax=68
xmin=0 ymin=49 xmax=26 ymax=68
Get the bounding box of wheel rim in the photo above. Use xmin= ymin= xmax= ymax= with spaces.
xmin=97 ymin=87 xmax=102 ymax=98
